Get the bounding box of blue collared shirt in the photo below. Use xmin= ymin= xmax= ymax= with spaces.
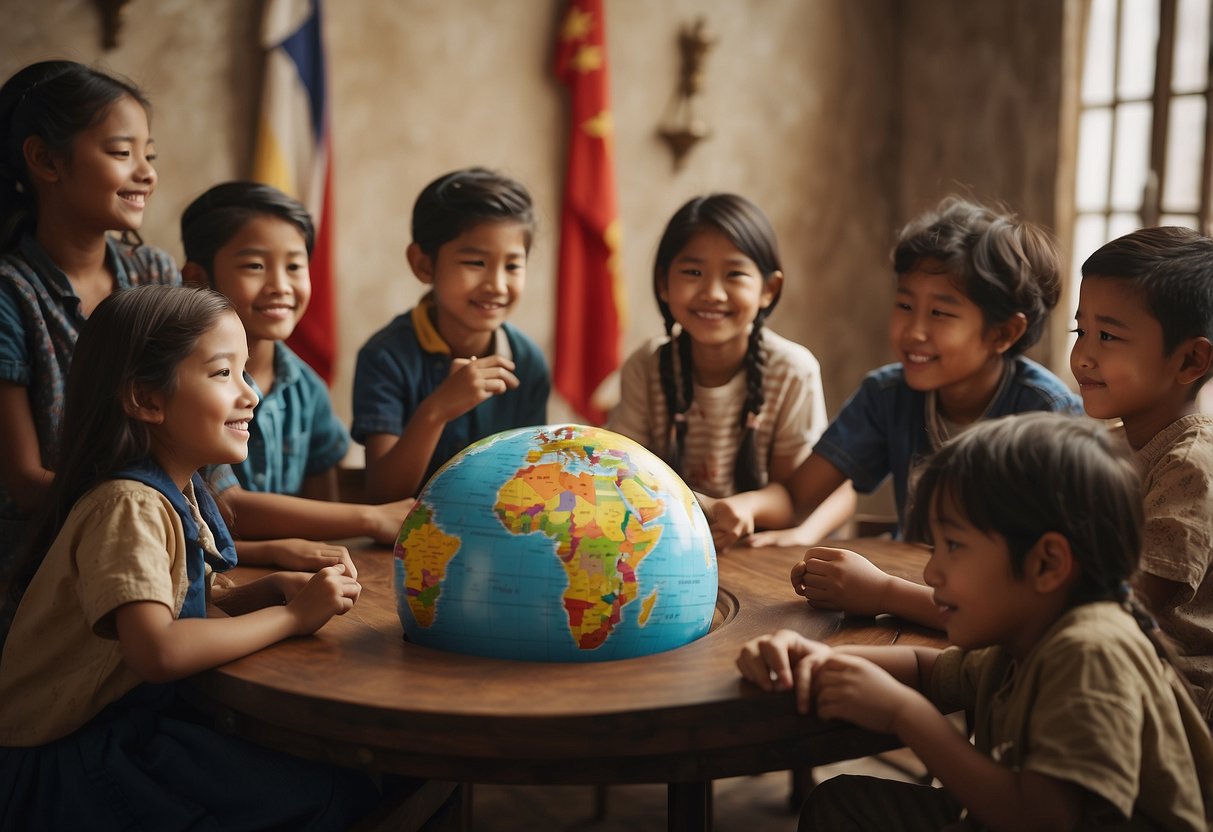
xmin=209 ymin=342 xmax=349 ymax=495
xmin=351 ymin=303 xmax=550 ymax=486
xmin=814 ymin=357 xmax=1084 ymax=529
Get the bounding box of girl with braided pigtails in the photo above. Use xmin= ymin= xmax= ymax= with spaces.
xmin=607 ymin=194 xmax=855 ymax=552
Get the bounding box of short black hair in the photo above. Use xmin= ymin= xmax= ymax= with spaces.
xmin=411 ymin=167 xmax=534 ymax=256
xmin=181 ymin=181 xmax=314 ymax=276
xmin=1081 ymin=226 xmax=1213 ymax=355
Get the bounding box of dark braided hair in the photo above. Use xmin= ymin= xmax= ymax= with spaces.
xmin=904 ymin=412 xmax=1195 ymax=687
xmin=0 ymin=60 xmax=151 ymax=252
xmin=410 ymin=166 xmax=535 ymax=257
xmin=653 ymin=194 xmax=783 ymax=491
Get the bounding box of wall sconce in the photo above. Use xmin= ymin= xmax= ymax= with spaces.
xmin=658 ymin=17 xmax=716 ymax=171
xmin=93 ymin=0 xmax=132 ymax=50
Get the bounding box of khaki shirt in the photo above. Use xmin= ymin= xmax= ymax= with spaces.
xmin=0 ymin=480 xmax=195 ymax=746
xmin=1135 ymin=413 xmax=1213 ymax=721
xmin=930 ymin=603 xmax=1213 ymax=831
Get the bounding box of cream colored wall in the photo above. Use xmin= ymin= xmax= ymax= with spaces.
xmin=2 ymin=1 xmax=1069 ymax=515
xmin=897 ymin=0 xmax=1068 ymax=363
xmin=1 ymin=0 xmax=898 ymax=430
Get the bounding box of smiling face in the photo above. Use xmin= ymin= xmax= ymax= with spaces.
xmin=414 ymin=220 xmax=528 ymax=358
xmin=147 ymin=311 xmax=259 ymax=487
xmin=921 ymin=492 xmax=1041 ymax=656
xmin=206 ymin=214 xmax=311 ymax=349
xmin=47 ymin=94 xmax=157 ymax=235
xmin=658 ymin=229 xmax=780 ymax=374
xmin=888 ymin=263 xmax=1015 ymax=421
xmin=1071 ymin=276 xmax=1190 ymax=447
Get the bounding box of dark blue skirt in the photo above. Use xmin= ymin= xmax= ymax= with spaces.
xmin=0 ymin=684 xmax=380 ymax=830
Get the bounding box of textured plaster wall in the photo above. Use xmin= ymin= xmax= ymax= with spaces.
xmin=1 ymin=1 xmax=1067 ymax=511
xmin=895 ymin=0 xmax=1068 ymax=368
xmin=0 ymin=0 xmax=898 ymax=429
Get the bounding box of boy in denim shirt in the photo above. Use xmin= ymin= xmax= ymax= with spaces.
xmin=182 ymin=182 xmax=411 ymax=563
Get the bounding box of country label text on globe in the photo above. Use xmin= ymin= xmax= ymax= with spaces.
xmin=393 ymin=425 xmax=718 ymax=661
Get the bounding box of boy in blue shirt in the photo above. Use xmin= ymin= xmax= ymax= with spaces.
xmin=352 ymin=168 xmax=550 ymax=501
xmin=182 ymin=182 xmax=411 ymax=562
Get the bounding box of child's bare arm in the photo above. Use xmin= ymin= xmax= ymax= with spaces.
xmin=364 ymin=355 xmax=518 ymax=502
xmin=756 ymin=452 xmax=855 ymax=546
xmin=742 ymin=484 xmax=857 ymax=549
xmin=221 ymin=486 xmax=413 ymax=545
xmin=736 ymin=628 xmax=937 ymax=713
xmin=0 ymin=381 xmax=54 ymax=513
xmin=709 ymin=453 xmax=851 ymax=549
xmin=791 ymin=546 xmax=945 ymax=628
xmin=234 ymin=539 xmax=359 ymax=576
xmin=299 ymin=468 xmax=340 ymax=502
xmin=707 ymin=482 xmax=795 ymax=550
xmin=209 ymin=570 xmax=311 ymax=616
xmin=114 ymin=564 xmax=360 ymax=682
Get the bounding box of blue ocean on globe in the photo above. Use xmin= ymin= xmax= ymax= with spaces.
xmin=393 ymin=424 xmax=718 ymax=662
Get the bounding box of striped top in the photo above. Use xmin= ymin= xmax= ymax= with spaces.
xmin=607 ymin=330 xmax=827 ymax=498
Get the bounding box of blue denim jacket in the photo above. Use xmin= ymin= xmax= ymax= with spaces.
xmin=814 ymin=358 xmax=1083 ymax=529
xmin=114 ymin=460 xmax=238 ymax=619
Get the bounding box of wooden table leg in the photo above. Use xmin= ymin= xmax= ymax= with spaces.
xmin=667 ymin=780 xmax=711 ymax=832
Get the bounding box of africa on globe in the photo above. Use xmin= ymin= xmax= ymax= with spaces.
xmin=393 ymin=425 xmax=718 ymax=662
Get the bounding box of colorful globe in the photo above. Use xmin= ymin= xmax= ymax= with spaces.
xmin=393 ymin=424 xmax=718 ymax=662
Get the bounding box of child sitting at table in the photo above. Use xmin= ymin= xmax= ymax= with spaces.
xmin=607 ymin=193 xmax=854 ymax=551
xmin=1072 ymin=226 xmax=1213 ymax=725
xmin=180 ymin=182 xmax=413 ymax=562
xmin=352 ymin=167 xmax=550 ymax=501
xmin=0 ymin=285 xmax=379 ymax=829
xmin=738 ymin=412 xmax=1213 ymax=830
xmin=709 ymin=197 xmax=1081 ymax=556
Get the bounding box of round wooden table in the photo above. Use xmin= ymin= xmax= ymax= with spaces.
xmin=188 ymin=538 xmax=938 ymax=830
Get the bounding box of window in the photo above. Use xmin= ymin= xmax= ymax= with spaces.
xmin=1072 ymin=0 xmax=1213 ymax=287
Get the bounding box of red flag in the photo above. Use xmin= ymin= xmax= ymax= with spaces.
xmin=254 ymin=0 xmax=336 ymax=383
xmin=554 ymin=0 xmax=625 ymax=424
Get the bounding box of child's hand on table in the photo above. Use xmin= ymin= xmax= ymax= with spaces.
xmin=364 ymin=498 xmax=416 ymax=544
xmin=286 ymin=563 xmax=362 ymax=635
xmin=258 ymin=539 xmax=359 ymax=580
xmin=708 ymin=496 xmax=756 ymax=551
xmin=791 ymin=546 xmax=892 ymax=616
xmin=736 ymin=629 xmax=834 ymax=714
